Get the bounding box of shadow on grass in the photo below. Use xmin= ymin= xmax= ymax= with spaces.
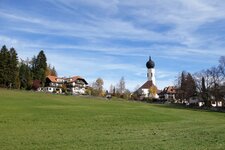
xmin=152 ymin=103 xmax=225 ymax=113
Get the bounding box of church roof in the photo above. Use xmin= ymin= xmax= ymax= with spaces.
xmin=146 ymin=56 xmax=155 ymax=69
xmin=139 ymin=80 xmax=154 ymax=89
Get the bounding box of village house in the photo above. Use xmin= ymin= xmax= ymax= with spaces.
xmin=159 ymin=86 xmax=177 ymax=101
xmin=64 ymin=76 xmax=88 ymax=94
xmin=40 ymin=75 xmax=88 ymax=95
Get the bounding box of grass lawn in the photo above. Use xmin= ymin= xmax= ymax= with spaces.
xmin=0 ymin=89 xmax=225 ymax=150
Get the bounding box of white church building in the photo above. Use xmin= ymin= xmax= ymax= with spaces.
xmin=137 ymin=56 xmax=159 ymax=99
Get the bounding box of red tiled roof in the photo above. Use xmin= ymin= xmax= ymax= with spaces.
xmin=162 ymin=86 xmax=176 ymax=94
xmin=46 ymin=75 xmax=57 ymax=83
xmin=46 ymin=75 xmax=88 ymax=84
xmin=68 ymin=76 xmax=88 ymax=84
xmin=70 ymin=76 xmax=83 ymax=82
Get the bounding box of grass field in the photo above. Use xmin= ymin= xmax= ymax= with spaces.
xmin=0 ymin=89 xmax=225 ymax=150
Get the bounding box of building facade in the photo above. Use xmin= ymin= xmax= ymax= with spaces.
xmin=40 ymin=75 xmax=88 ymax=94
xmin=159 ymin=86 xmax=177 ymax=101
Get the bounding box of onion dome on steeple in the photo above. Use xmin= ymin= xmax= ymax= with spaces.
xmin=146 ymin=56 xmax=155 ymax=69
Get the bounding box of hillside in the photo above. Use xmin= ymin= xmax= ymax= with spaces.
xmin=0 ymin=89 xmax=225 ymax=150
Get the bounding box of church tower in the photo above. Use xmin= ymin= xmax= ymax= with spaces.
xmin=137 ymin=56 xmax=158 ymax=99
xmin=146 ymin=56 xmax=156 ymax=85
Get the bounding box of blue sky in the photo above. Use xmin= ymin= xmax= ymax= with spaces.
xmin=0 ymin=0 xmax=225 ymax=91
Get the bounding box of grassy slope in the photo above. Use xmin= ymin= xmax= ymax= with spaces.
xmin=0 ymin=89 xmax=225 ymax=150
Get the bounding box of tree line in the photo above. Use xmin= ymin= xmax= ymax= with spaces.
xmin=176 ymin=56 xmax=225 ymax=106
xmin=87 ymin=76 xmax=131 ymax=99
xmin=0 ymin=45 xmax=57 ymax=90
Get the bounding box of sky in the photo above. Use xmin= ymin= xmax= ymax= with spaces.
xmin=0 ymin=0 xmax=225 ymax=91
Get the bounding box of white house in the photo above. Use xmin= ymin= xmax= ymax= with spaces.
xmin=160 ymin=86 xmax=177 ymax=100
xmin=65 ymin=76 xmax=88 ymax=95
xmin=43 ymin=76 xmax=64 ymax=93
xmin=43 ymin=75 xmax=88 ymax=94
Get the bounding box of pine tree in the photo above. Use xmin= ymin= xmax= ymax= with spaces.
xmin=0 ymin=46 xmax=3 ymax=86
xmin=201 ymin=77 xmax=206 ymax=99
xmin=177 ymin=71 xmax=196 ymax=100
xmin=178 ymin=71 xmax=186 ymax=100
xmin=35 ymin=50 xmax=47 ymax=86
xmin=0 ymin=45 xmax=10 ymax=87
xmin=186 ymin=73 xmax=196 ymax=98
xmin=19 ymin=61 xmax=32 ymax=90
xmin=31 ymin=55 xmax=37 ymax=79
xmin=9 ymin=47 xmax=19 ymax=88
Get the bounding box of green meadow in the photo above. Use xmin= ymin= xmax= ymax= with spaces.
xmin=0 ymin=89 xmax=225 ymax=150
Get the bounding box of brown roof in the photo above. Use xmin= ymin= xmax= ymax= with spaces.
xmin=46 ymin=75 xmax=58 ymax=83
xmin=70 ymin=76 xmax=83 ymax=82
xmin=139 ymin=80 xmax=154 ymax=89
xmin=46 ymin=75 xmax=88 ymax=84
xmin=162 ymin=86 xmax=176 ymax=94
xmin=68 ymin=76 xmax=88 ymax=84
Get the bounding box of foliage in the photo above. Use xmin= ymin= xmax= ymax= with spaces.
xmin=9 ymin=48 xmax=20 ymax=88
xmin=34 ymin=50 xmax=47 ymax=86
xmin=131 ymin=91 xmax=140 ymax=100
xmin=19 ymin=61 xmax=33 ymax=90
xmin=0 ymin=45 xmax=19 ymax=88
xmin=61 ymin=84 xmax=67 ymax=93
xmin=0 ymin=45 xmax=57 ymax=90
xmin=46 ymin=64 xmax=57 ymax=76
xmin=85 ymin=87 xmax=92 ymax=95
xmin=91 ymin=78 xmax=104 ymax=96
xmin=176 ymin=71 xmax=196 ymax=100
xmin=118 ymin=76 xmax=125 ymax=94
xmin=149 ymin=85 xmax=158 ymax=97
xmin=32 ymin=80 xmax=41 ymax=90
xmin=109 ymin=84 xmax=114 ymax=94
xmin=193 ymin=56 xmax=225 ymax=106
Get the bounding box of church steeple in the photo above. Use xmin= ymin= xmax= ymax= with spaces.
xmin=146 ymin=56 xmax=156 ymax=85
xmin=146 ymin=56 xmax=155 ymax=69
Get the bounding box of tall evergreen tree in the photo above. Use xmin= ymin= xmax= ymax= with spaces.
xmin=31 ymin=55 xmax=37 ymax=79
xmin=177 ymin=71 xmax=196 ymax=100
xmin=186 ymin=73 xmax=196 ymax=98
xmin=201 ymin=77 xmax=210 ymax=106
xmin=178 ymin=71 xmax=186 ymax=100
xmin=9 ymin=47 xmax=19 ymax=88
xmin=35 ymin=50 xmax=47 ymax=86
xmin=201 ymin=77 xmax=206 ymax=99
xmin=0 ymin=46 xmax=4 ymax=86
xmin=19 ymin=61 xmax=32 ymax=90
xmin=0 ymin=45 xmax=10 ymax=87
